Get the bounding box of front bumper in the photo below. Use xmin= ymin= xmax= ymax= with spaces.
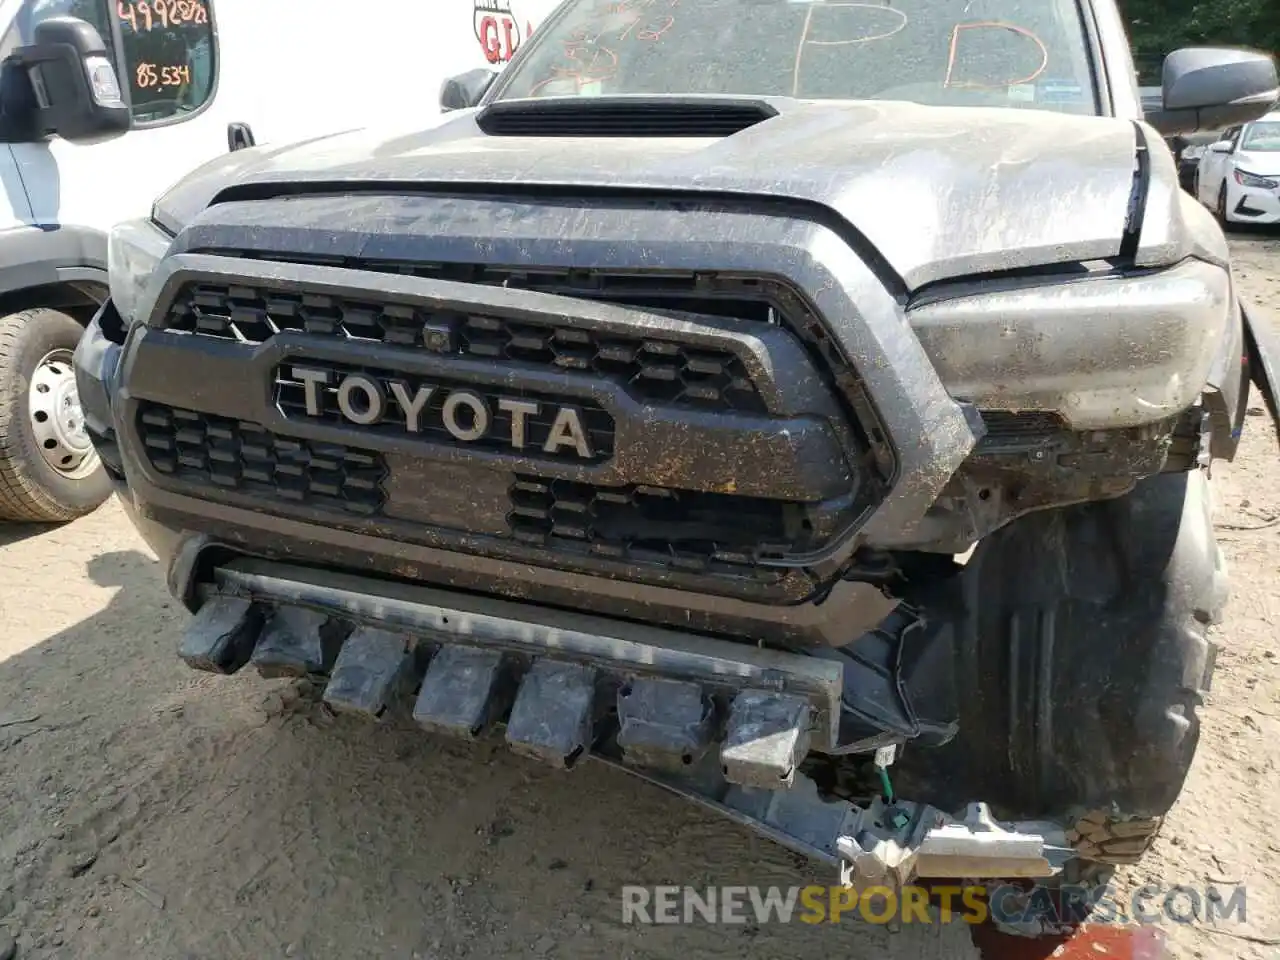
xmin=80 ymin=194 xmax=998 ymax=647
xmin=77 ymin=313 xmax=1080 ymax=887
xmin=79 ymin=189 xmax=1242 ymax=642
xmin=74 ymin=311 xmax=1073 ymax=882
xmin=76 ymin=295 xmax=907 ymax=648
xmin=77 ymin=192 xmax=1243 ymax=886
xmin=1228 ymin=180 xmax=1280 ymax=223
xmin=169 ymin=552 xmax=1072 ymax=886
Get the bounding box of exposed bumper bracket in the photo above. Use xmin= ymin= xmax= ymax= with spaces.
xmin=179 ymin=559 xmax=1072 ymax=887
xmin=597 ymin=758 xmax=1071 ymax=889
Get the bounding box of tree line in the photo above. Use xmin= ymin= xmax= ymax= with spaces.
xmin=1121 ymin=0 xmax=1280 ymax=82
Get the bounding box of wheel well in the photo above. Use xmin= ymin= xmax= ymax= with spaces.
xmin=0 ymin=281 xmax=107 ymax=327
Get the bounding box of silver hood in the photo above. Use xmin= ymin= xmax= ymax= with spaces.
xmin=156 ymin=98 xmax=1153 ymax=290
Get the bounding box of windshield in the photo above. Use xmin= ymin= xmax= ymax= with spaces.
xmin=493 ymin=0 xmax=1099 ymax=115
xmin=1242 ymin=121 xmax=1280 ymax=152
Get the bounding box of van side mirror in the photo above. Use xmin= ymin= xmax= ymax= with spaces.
xmin=2 ymin=16 xmax=129 ymax=145
xmin=1209 ymin=140 xmax=1234 ymax=154
xmin=440 ymin=68 xmax=498 ymax=112
xmin=1147 ymin=47 xmax=1279 ymax=136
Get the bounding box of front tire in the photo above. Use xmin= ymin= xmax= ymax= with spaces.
xmin=956 ymin=469 xmax=1225 ymax=868
xmin=1216 ymin=182 xmax=1234 ymax=228
xmin=0 ymin=309 xmax=111 ymax=522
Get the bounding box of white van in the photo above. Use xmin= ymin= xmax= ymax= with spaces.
xmin=0 ymin=0 xmax=559 ymax=521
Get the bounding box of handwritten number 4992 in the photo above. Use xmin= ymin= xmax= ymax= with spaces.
xmin=118 ymin=0 xmax=208 ymax=33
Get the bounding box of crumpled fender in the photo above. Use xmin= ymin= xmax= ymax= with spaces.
xmin=1242 ymin=301 xmax=1280 ymax=453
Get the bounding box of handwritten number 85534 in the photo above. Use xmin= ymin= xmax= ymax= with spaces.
xmin=135 ymin=62 xmax=191 ymax=90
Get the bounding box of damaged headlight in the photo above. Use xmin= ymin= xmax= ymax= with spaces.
xmin=107 ymin=217 xmax=172 ymax=328
xmin=907 ymin=259 xmax=1232 ymax=430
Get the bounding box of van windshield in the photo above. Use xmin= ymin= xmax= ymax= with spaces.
xmin=493 ymin=0 xmax=1099 ymax=115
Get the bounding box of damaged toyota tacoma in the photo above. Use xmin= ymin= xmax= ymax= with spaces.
xmin=74 ymin=0 xmax=1280 ymax=892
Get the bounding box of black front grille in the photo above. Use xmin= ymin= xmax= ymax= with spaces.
xmin=508 ymin=475 xmax=806 ymax=575
xmin=182 ymin=257 xmax=893 ymax=478
xmin=168 ymin=283 xmax=765 ymax=414
xmin=137 ymin=404 xmax=386 ymax=515
xmin=274 ymin=360 xmax=616 ymax=463
xmin=135 ymin=404 xmax=802 ymax=582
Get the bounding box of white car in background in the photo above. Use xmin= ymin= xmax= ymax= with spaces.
xmin=1195 ymin=111 xmax=1280 ymax=225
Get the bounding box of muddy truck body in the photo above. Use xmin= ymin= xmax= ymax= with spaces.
xmin=74 ymin=0 xmax=1280 ymax=893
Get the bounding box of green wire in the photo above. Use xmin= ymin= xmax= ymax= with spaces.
xmin=878 ymin=765 xmax=894 ymax=803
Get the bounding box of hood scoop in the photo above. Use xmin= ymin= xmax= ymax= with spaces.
xmin=475 ymin=96 xmax=779 ymax=138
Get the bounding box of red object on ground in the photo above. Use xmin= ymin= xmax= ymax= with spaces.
xmin=971 ymin=922 xmax=1169 ymax=959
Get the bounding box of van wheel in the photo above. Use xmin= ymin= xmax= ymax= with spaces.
xmin=0 ymin=308 xmax=111 ymax=522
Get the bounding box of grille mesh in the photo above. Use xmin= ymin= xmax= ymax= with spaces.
xmin=137 ymin=404 xmax=387 ymax=515
xmin=166 ymin=283 xmax=765 ymax=413
xmin=508 ymin=475 xmax=804 ymax=575
xmin=134 ymin=403 xmax=808 ymax=577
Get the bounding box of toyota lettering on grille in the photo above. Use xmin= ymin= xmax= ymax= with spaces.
xmin=289 ymin=365 xmax=595 ymax=459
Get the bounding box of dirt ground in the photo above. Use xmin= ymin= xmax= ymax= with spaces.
xmin=1 ymin=236 xmax=1279 ymax=960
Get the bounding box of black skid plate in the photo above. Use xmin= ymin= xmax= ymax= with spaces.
xmin=186 ymin=560 xmax=843 ymax=790
xmin=178 ymin=560 xmax=1071 ymax=885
